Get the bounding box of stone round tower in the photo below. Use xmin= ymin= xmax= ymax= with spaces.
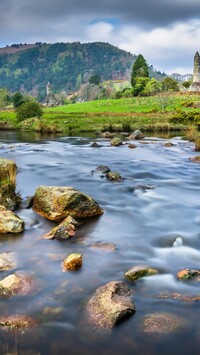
xmin=193 ymin=51 xmax=200 ymax=83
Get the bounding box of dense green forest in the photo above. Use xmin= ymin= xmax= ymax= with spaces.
xmin=0 ymin=42 xmax=137 ymax=100
xmin=0 ymin=42 xmax=165 ymax=101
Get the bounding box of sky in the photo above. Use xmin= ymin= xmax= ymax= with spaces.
xmin=1 ymin=0 xmax=200 ymax=74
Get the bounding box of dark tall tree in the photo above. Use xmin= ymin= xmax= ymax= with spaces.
xmin=89 ymin=74 xmax=101 ymax=85
xmin=131 ymin=54 xmax=149 ymax=87
xmin=12 ymin=92 xmax=25 ymax=108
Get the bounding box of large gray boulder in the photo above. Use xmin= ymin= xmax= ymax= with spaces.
xmin=86 ymin=281 xmax=136 ymax=330
xmin=33 ymin=186 xmax=103 ymax=221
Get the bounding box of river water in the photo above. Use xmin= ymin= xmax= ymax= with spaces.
xmin=0 ymin=131 xmax=200 ymax=354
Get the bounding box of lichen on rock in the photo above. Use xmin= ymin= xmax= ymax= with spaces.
xmin=43 ymin=215 xmax=78 ymax=240
xmin=0 ymin=207 xmax=24 ymax=233
xmin=125 ymin=265 xmax=158 ymax=281
xmin=33 ymin=186 xmax=103 ymax=221
xmin=62 ymin=253 xmax=82 ymax=271
xmin=0 ymin=314 xmax=39 ymax=333
xmin=86 ymin=281 xmax=135 ymax=330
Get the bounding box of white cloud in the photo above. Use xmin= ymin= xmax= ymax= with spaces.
xmin=84 ymin=19 xmax=200 ymax=74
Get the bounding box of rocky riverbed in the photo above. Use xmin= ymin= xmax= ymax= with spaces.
xmin=0 ymin=130 xmax=199 ymax=354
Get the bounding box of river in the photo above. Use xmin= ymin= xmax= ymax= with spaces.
xmin=0 ymin=131 xmax=199 ymax=355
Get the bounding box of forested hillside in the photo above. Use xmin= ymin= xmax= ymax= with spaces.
xmin=0 ymin=42 xmax=137 ymax=100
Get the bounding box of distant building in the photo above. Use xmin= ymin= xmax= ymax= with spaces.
xmin=44 ymin=82 xmax=63 ymax=106
xmin=189 ymin=52 xmax=200 ymax=91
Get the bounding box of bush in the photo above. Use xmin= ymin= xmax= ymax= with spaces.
xmin=170 ymin=109 xmax=200 ymax=124
xmin=16 ymin=101 xmax=43 ymax=122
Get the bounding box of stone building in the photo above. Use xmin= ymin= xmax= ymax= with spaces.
xmin=44 ymin=82 xmax=63 ymax=106
xmin=189 ymin=52 xmax=200 ymax=91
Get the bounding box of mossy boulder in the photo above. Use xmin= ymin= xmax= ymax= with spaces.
xmin=0 ymin=159 xmax=20 ymax=210
xmin=125 ymin=265 xmax=158 ymax=281
xmin=111 ymin=138 xmax=123 ymax=146
xmin=43 ymin=215 xmax=78 ymax=240
xmin=86 ymin=281 xmax=135 ymax=330
xmin=33 ymin=186 xmax=103 ymax=221
xmin=106 ymin=171 xmax=123 ymax=182
xmin=0 ymin=206 xmax=24 ymax=233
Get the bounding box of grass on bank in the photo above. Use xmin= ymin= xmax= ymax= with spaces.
xmin=1 ymin=93 xmax=200 ymax=134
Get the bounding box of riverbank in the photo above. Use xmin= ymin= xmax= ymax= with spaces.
xmin=0 ymin=94 xmax=200 ymax=134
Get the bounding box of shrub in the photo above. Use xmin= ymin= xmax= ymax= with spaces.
xmin=16 ymin=101 xmax=43 ymax=122
xmin=170 ymin=109 xmax=200 ymax=124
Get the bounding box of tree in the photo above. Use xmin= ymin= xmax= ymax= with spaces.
xmin=12 ymin=92 xmax=25 ymax=108
xmin=182 ymin=80 xmax=192 ymax=89
xmin=76 ymin=74 xmax=83 ymax=90
xmin=16 ymin=101 xmax=43 ymax=121
xmin=162 ymin=77 xmax=179 ymax=91
xmin=0 ymin=88 xmax=11 ymax=108
xmin=131 ymin=54 xmax=149 ymax=88
xmin=89 ymin=74 xmax=101 ymax=85
xmin=132 ymin=77 xmax=149 ymax=96
xmin=143 ymin=78 xmax=162 ymax=96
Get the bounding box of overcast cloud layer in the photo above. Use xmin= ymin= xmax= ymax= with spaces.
xmin=1 ymin=0 xmax=200 ymax=74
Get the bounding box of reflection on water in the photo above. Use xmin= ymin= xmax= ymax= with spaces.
xmin=0 ymin=131 xmax=199 ymax=354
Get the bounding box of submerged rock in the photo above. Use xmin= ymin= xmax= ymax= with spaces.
xmin=92 ymin=165 xmax=110 ymax=176
xmin=106 ymin=171 xmax=123 ymax=182
xmin=86 ymin=281 xmax=135 ymax=330
xmin=128 ymin=143 xmax=137 ymax=149
xmin=129 ymin=130 xmax=145 ymax=140
xmin=164 ymin=142 xmax=174 ymax=147
xmin=90 ymin=142 xmax=102 ymax=148
xmin=0 ymin=252 xmax=16 ymax=271
xmin=0 ymin=206 xmax=24 ymax=233
xmin=43 ymin=215 xmax=78 ymax=240
xmin=177 ymin=268 xmax=200 ymax=280
xmin=142 ymin=313 xmax=184 ymax=334
xmin=0 ymin=273 xmax=37 ymax=297
xmin=125 ymin=265 xmax=158 ymax=281
xmin=110 ymin=138 xmax=123 ymax=146
xmin=134 ymin=184 xmax=155 ymax=191
xmin=0 ymin=314 xmax=39 ymax=333
xmin=33 ymin=186 xmax=103 ymax=221
xmin=90 ymin=242 xmax=116 ymax=252
xmin=101 ymin=132 xmax=114 ymax=138
xmin=156 ymin=292 xmax=200 ymax=302
xmin=62 ymin=253 xmax=82 ymax=271
xmin=190 ymin=156 xmax=200 ymax=163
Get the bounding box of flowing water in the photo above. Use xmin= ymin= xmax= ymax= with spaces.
xmin=0 ymin=131 xmax=199 ymax=354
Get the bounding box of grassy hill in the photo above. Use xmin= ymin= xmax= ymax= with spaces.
xmin=0 ymin=42 xmax=137 ymax=100
xmin=1 ymin=94 xmax=199 ymax=134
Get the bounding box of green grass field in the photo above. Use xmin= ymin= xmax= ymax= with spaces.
xmin=0 ymin=94 xmax=200 ymax=134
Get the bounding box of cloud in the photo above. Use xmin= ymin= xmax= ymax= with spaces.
xmin=0 ymin=0 xmax=200 ymax=73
